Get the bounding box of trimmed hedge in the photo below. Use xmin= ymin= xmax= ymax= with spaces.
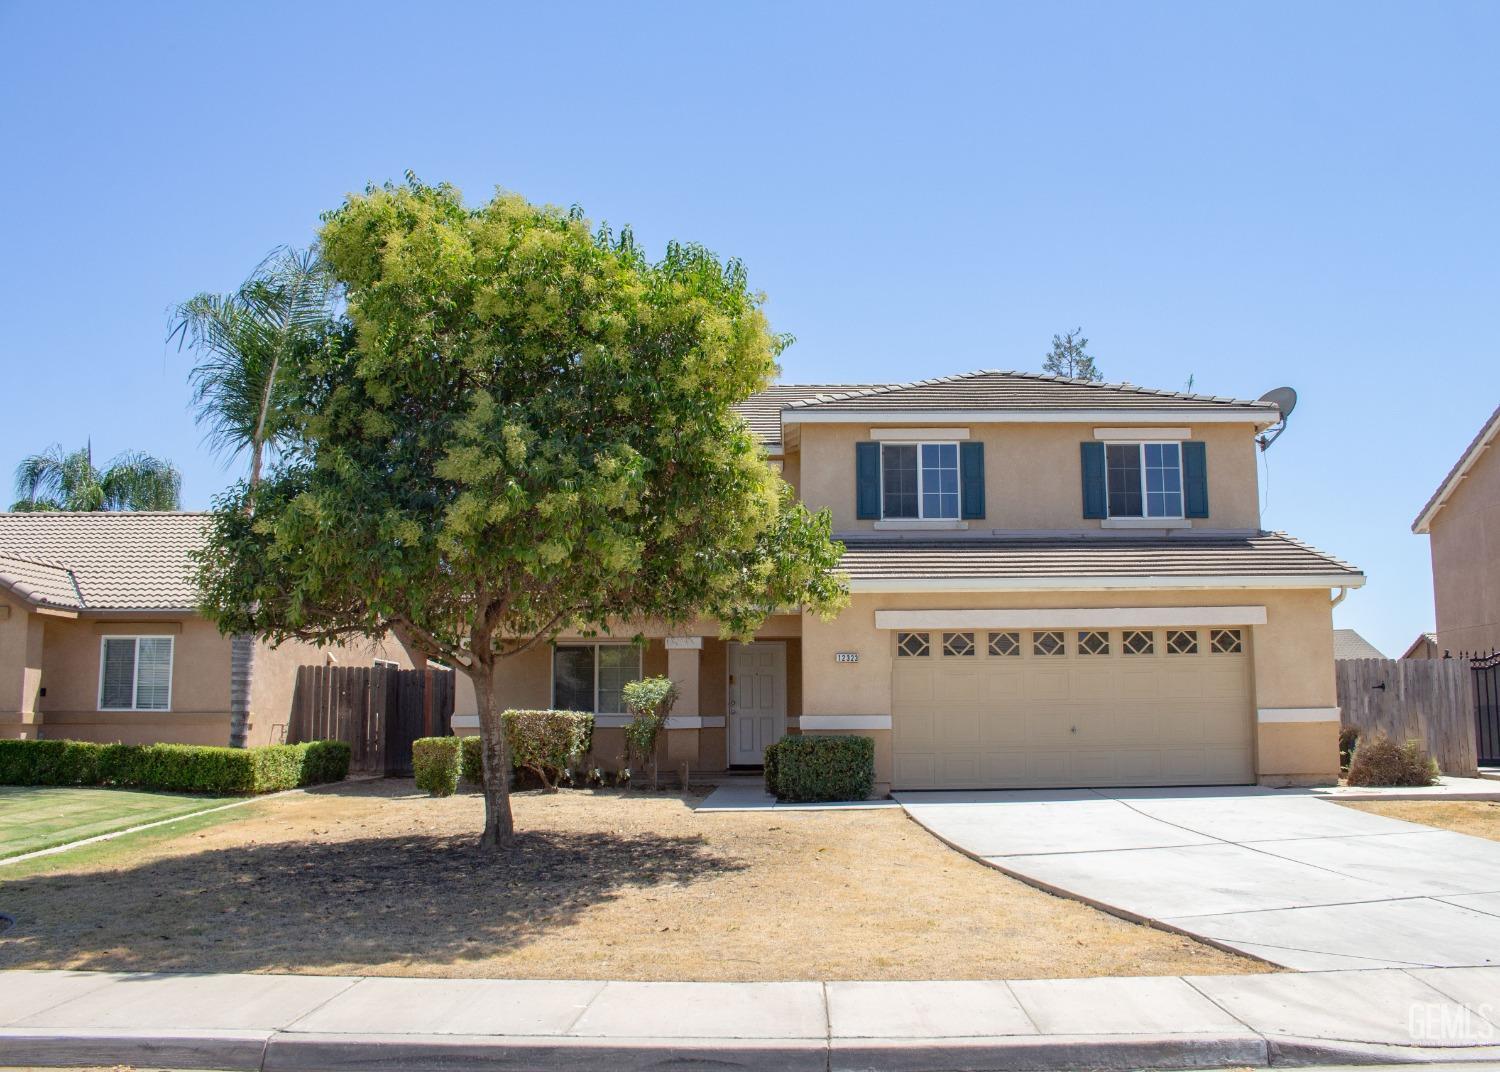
xmin=764 ymin=734 xmax=875 ymax=802
xmin=461 ymin=734 xmax=484 ymax=786
xmin=455 ymin=709 xmax=595 ymax=790
xmin=413 ymin=736 xmax=462 ymax=796
xmin=0 ymin=739 xmax=350 ymax=794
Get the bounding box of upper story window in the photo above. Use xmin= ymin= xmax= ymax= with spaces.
xmin=881 ymin=442 xmax=959 ymax=519
xmin=1106 ymin=442 xmax=1183 ymax=519
xmin=99 ymin=635 xmax=173 ymax=711
xmin=552 ymin=643 xmax=641 ymax=715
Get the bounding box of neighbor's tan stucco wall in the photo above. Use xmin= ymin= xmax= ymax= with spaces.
xmin=0 ymin=598 xmax=45 ymax=739
xmin=801 ymin=586 xmax=1339 ymax=787
xmin=793 ymin=421 xmax=1263 ymax=532
xmin=1428 ymin=438 xmax=1500 ymax=655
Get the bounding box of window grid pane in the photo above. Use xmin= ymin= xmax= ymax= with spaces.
xmin=988 ymin=631 xmax=1020 ymax=657
xmin=881 ymin=444 xmax=919 ymax=519
xmin=596 ymin=645 xmax=640 ymax=714
xmin=920 ymin=443 xmax=959 ymax=519
xmin=942 ymin=632 xmax=974 ymax=657
xmin=1144 ymin=442 xmax=1183 ymax=518
xmin=100 ymin=638 xmax=136 ymax=709
xmin=552 ymin=646 xmax=596 ymax=712
xmin=1167 ymin=630 xmax=1199 ymax=655
xmin=897 ymin=632 xmax=930 ymax=657
xmin=1106 ymin=444 xmax=1144 ymax=517
xmin=1210 ymin=628 xmax=1244 ymax=654
xmin=1122 ymin=630 xmax=1155 ymax=656
xmin=134 ymin=637 xmax=172 ymax=710
xmin=1077 ymin=630 xmax=1110 ymax=656
xmin=1033 ymin=630 xmax=1065 ymax=656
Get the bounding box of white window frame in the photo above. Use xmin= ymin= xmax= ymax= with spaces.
xmin=1105 ymin=441 xmax=1184 ymax=520
xmin=97 ymin=634 xmax=174 ymax=712
xmin=879 ymin=440 xmax=962 ymax=520
xmin=549 ymin=642 xmax=641 ymax=715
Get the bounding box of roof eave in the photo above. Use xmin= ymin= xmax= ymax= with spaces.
xmin=845 ymin=573 xmax=1365 ymax=592
xmin=783 ymin=407 xmax=1280 ymax=427
xmin=1412 ymin=405 xmax=1500 ymax=533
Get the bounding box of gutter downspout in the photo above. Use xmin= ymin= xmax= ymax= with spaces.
xmin=1329 ymin=585 xmax=1349 ymax=608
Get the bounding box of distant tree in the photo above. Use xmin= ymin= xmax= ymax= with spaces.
xmin=194 ymin=178 xmax=850 ymax=850
xmin=11 ymin=443 xmax=180 ymax=511
xmin=169 ymin=247 xmax=339 ymax=750
xmin=1043 ymin=327 xmax=1102 ymax=382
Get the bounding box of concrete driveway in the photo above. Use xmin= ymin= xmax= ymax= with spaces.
xmin=896 ymin=786 xmax=1500 ymax=970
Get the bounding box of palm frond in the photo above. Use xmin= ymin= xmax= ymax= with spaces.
xmin=99 ymin=451 xmax=182 ymax=511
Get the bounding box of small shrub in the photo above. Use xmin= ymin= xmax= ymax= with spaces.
xmin=1338 ymin=726 xmax=1360 ymax=770
xmin=762 ymin=739 xmax=782 ymax=797
xmin=766 ymin=734 xmax=875 ymax=802
xmin=622 ymin=677 xmax=677 ymax=790
xmin=413 ymin=736 xmax=462 ymax=796
xmin=460 ymin=735 xmax=484 ymax=786
xmin=501 ymin=710 xmax=594 ymax=791
xmin=1347 ymin=731 xmax=1439 ymax=787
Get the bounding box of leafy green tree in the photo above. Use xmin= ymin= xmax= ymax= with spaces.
xmin=1043 ymin=327 xmax=1103 ymax=382
xmin=195 ymin=178 xmax=849 ymax=848
xmin=169 ymin=248 xmax=338 ymax=749
xmin=12 ymin=443 xmax=180 ymax=511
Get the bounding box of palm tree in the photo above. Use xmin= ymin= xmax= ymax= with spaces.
xmin=169 ymin=247 xmax=337 ymax=749
xmin=12 ymin=442 xmax=181 ymax=511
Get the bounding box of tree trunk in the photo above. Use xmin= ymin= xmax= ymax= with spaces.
xmin=228 ymin=633 xmax=254 ymax=748
xmin=469 ymin=663 xmax=515 ymax=849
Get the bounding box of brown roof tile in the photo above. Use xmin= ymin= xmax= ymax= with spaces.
xmin=0 ymin=512 xmax=209 ymax=611
xmin=735 ymin=384 xmax=887 ymax=443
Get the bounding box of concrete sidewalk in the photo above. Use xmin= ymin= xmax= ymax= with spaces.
xmin=1 ymin=967 xmax=1498 ymax=1070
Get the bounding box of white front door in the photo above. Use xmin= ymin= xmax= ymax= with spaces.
xmin=728 ymin=641 xmax=787 ymax=766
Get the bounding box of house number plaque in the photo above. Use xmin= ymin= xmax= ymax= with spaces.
xmin=835 ymin=652 xmax=859 ymax=663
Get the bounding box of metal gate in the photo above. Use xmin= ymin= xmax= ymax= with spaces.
xmin=1475 ymin=652 xmax=1500 ymax=766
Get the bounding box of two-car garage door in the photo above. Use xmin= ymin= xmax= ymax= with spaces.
xmin=892 ymin=626 xmax=1254 ymax=790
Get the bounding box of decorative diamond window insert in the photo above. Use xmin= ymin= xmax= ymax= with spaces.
xmin=1211 ymin=628 xmax=1243 ymax=654
xmin=1077 ymin=630 xmax=1110 ymax=656
xmin=1033 ymin=630 xmax=1065 ymax=657
xmin=897 ymin=632 xmax=930 ymax=658
xmin=1167 ymin=629 xmax=1199 ymax=655
xmin=943 ymin=632 xmax=976 ymax=657
xmin=988 ymin=631 xmax=1020 ymax=657
xmin=1122 ymin=630 xmax=1155 ymax=656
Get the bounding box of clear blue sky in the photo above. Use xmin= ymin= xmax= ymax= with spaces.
xmin=2 ymin=2 xmax=1495 ymax=657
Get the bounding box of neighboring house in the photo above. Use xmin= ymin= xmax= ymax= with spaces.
xmin=1333 ymin=628 xmax=1386 ymax=660
xmin=1413 ymin=404 xmax=1500 ymax=656
xmin=1402 ymin=632 xmax=1441 ymax=660
xmin=0 ymin=512 xmax=418 ymax=746
xmin=460 ymin=369 xmax=1363 ymax=791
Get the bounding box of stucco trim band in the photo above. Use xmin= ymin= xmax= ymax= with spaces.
xmin=1093 ymin=426 xmax=1192 ymax=440
xmin=870 ymin=427 xmax=971 ymax=440
xmin=873 ymin=606 xmax=1269 ymax=630
xmin=801 ymin=714 xmax=893 ymax=730
xmin=851 ymin=574 xmax=1362 ymax=592
xmin=1257 ymin=707 xmax=1340 ymax=723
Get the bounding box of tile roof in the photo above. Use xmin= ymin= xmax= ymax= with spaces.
xmin=735 ymin=384 xmax=887 ymax=443
xmin=783 ymin=370 xmax=1280 ymax=414
xmin=0 ymin=512 xmax=209 ymax=612
xmin=1333 ymin=628 xmax=1387 ymax=660
xmin=837 ymin=532 xmax=1363 ymax=584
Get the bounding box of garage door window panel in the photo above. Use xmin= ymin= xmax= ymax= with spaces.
xmin=897 ymin=632 xmax=930 ymax=657
xmin=1210 ymin=628 xmax=1244 ymax=654
xmin=942 ymin=632 xmax=975 ymax=657
xmin=988 ymin=631 xmax=1020 ymax=657
xmin=1123 ymin=630 xmax=1155 ymax=656
xmin=1032 ymin=630 xmax=1065 ymax=657
xmin=1166 ymin=630 xmax=1199 ymax=656
xmin=1077 ymin=630 xmax=1110 ymax=656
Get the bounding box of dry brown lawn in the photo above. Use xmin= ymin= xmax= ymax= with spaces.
xmin=0 ymin=779 xmax=1263 ymax=981
xmin=1340 ymin=798 xmax=1500 ymax=840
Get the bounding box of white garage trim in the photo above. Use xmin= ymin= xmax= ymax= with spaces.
xmin=801 ymin=714 xmax=893 ymax=730
xmin=1257 ymin=707 xmax=1339 ymax=723
xmin=850 ymin=575 xmax=1363 ymax=592
xmin=874 ymin=606 xmax=1268 ymax=630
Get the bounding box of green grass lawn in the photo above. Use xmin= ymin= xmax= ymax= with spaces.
xmin=0 ymin=786 xmax=242 ymax=860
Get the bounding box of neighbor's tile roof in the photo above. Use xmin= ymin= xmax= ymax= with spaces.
xmin=1333 ymin=628 xmax=1387 ymax=660
xmin=837 ymin=532 xmax=1362 ymax=582
xmin=783 ymin=370 xmax=1280 ymax=415
xmin=735 ymin=384 xmax=887 ymax=443
xmin=0 ymin=512 xmax=209 ymax=612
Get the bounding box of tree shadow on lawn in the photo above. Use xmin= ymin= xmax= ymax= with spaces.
xmin=0 ymin=818 xmax=743 ymax=974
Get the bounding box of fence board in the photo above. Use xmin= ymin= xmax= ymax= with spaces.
xmin=288 ymin=664 xmax=455 ymax=776
xmin=1335 ymin=657 xmax=1477 ymax=777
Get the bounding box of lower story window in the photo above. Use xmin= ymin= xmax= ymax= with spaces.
xmin=552 ymin=644 xmax=641 ymax=714
xmin=99 ymin=635 xmax=174 ymax=711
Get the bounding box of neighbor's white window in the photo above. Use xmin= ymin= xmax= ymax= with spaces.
xmin=881 ymin=442 xmax=959 ymax=519
xmin=551 ymin=644 xmax=641 ymax=714
xmin=98 ymin=635 xmax=174 ymax=711
xmin=1106 ymin=442 xmax=1183 ymax=518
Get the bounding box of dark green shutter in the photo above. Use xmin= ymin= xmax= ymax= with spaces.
xmin=960 ymin=441 xmax=985 ymax=519
xmin=855 ymin=441 xmax=881 ymax=519
xmin=1080 ymin=442 xmax=1107 ymax=519
xmin=1183 ymin=441 xmax=1209 ymax=518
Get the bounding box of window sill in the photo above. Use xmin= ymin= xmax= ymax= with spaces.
xmin=873 ymin=519 xmax=969 ymax=531
xmin=1101 ymin=517 xmax=1192 ymax=530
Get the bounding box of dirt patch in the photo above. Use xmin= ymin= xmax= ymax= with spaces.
xmin=0 ymin=779 xmax=1264 ymax=980
xmin=1340 ymin=799 xmax=1500 ymax=841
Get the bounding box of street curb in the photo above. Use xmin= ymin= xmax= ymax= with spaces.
xmin=0 ymin=1026 xmax=270 ymax=1070
xmin=1266 ymin=1034 xmax=1500 ymax=1066
xmin=830 ymin=1031 xmax=1269 ymax=1071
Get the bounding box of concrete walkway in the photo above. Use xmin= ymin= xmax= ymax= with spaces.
xmin=897 ymin=786 xmax=1500 ymax=971
xmin=1 ymin=966 xmax=1498 ymax=1070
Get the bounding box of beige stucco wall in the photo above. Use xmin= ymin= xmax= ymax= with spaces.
xmin=801 ymin=586 xmax=1339 ymax=787
xmin=0 ymin=599 xmax=44 ymax=739
xmin=793 ymin=421 xmax=1263 ymax=532
xmin=1428 ymin=439 xmax=1500 ymax=655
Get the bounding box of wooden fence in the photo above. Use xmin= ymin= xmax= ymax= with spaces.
xmin=1335 ymin=657 xmax=1477 ymax=777
xmin=288 ymin=665 xmax=456 ymax=777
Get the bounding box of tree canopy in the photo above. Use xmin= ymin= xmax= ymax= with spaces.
xmin=1042 ymin=327 xmax=1103 ymax=382
xmin=195 ymin=178 xmax=849 ymax=846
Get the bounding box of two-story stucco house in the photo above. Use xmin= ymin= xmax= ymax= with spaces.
xmin=465 ymin=370 xmax=1364 ymax=791
xmin=1412 ymin=403 xmax=1500 ymax=656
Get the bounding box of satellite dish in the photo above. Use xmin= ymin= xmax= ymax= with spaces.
xmin=1256 ymin=387 xmax=1297 ymax=451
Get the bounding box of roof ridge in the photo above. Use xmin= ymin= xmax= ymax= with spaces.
xmin=0 ymin=510 xmax=214 ymax=518
xmin=784 ymin=370 xmax=996 ymax=409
